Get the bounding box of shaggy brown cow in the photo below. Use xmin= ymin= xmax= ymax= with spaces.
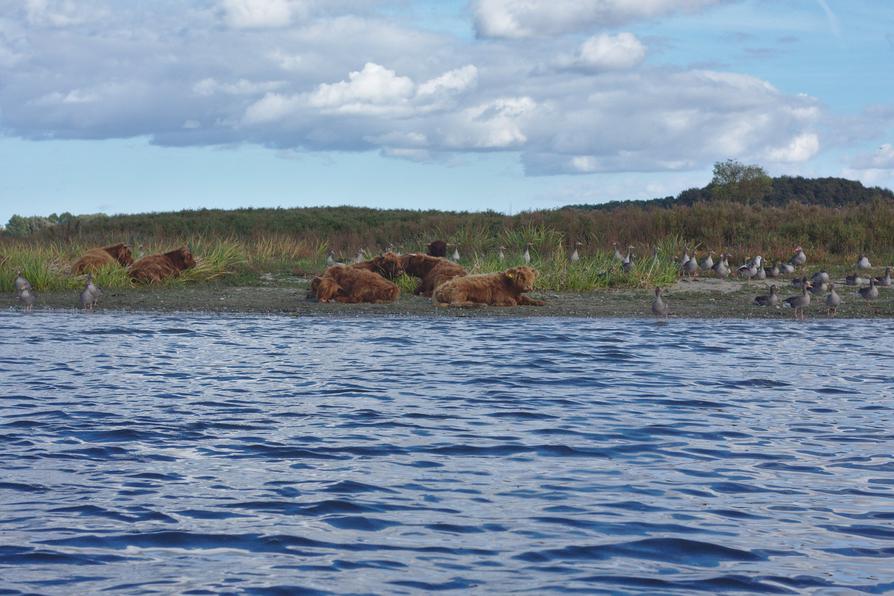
xmin=130 ymin=246 xmax=196 ymax=283
xmin=427 ymin=240 xmax=447 ymax=257
xmin=350 ymin=252 xmax=403 ymax=279
xmin=399 ymin=253 xmax=467 ymax=297
xmin=72 ymin=243 xmax=134 ymax=274
xmin=308 ymin=265 xmax=400 ymax=303
xmin=433 ymin=266 xmax=545 ymax=307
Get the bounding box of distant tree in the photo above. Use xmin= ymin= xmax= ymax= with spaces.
xmin=710 ymin=159 xmax=773 ymax=204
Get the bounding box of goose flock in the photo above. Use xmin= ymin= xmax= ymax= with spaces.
xmin=653 ymin=245 xmax=891 ymax=319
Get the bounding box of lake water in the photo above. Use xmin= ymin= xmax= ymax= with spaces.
xmin=2 ymin=311 xmax=894 ymax=594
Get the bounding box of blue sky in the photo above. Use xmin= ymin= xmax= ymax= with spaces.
xmin=1 ymin=0 xmax=892 ymax=225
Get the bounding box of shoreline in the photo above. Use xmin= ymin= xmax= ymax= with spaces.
xmin=4 ymin=278 xmax=893 ymax=318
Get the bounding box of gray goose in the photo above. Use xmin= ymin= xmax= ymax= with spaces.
xmin=784 ymin=282 xmax=812 ymax=320
xmin=80 ymin=273 xmax=102 ymax=310
xmin=612 ymin=242 xmax=624 ymax=262
xmin=737 ymin=255 xmax=762 ymax=280
xmin=766 ymin=262 xmax=780 ymax=278
xmin=845 ymin=273 xmax=866 ymax=286
xmin=712 ymin=254 xmax=730 ymax=278
xmin=451 ymin=245 xmax=461 ymax=262
xmin=622 ymin=246 xmax=635 ymax=273
xmin=682 ymin=251 xmax=698 ymax=278
xmin=326 ymin=249 xmax=337 ymax=267
xmin=753 ymin=284 xmax=780 ymax=306
xmin=826 ymin=283 xmax=841 ymax=317
xmin=651 ymin=287 xmax=669 ymax=318
xmin=17 ymin=287 xmax=35 ymax=312
xmin=570 ymin=241 xmax=582 ymax=263
xmin=779 ymin=262 xmax=795 ymax=275
xmin=874 ymin=266 xmax=892 ymax=287
xmin=858 ymin=278 xmax=879 ymax=301
xmin=790 ymin=246 xmax=807 ymax=269
xmin=14 ymin=270 xmax=31 ymax=292
xmin=498 ymin=246 xmax=506 ymax=262
xmin=856 ymin=253 xmax=872 ymax=270
xmin=700 ymin=251 xmax=715 ymax=271
xmin=523 ymin=243 xmax=531 ymax=265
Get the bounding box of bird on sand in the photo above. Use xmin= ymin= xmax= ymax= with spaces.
xmin=826 ymin=284 xmax=841 ymax=317
xmin=753 ymin=285 xmax=780 ymax=306
xmin=651 ymin=287 xmax=668 ymax=318
xmin=80 ymin=273 xmax=102 ymax=311
xmin=783 ymin=282 xmax=812 ymax=320
xmin=858 ymin=278 xmax=879 ymax=301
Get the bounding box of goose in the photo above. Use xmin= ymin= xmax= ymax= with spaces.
xmin=682 ymin=252 xmax=698 ymax=278
xmin=679 ymin=248 xmax=691 ymax=270
xmin=451 ymin=245 xmax=461 ymax=262
xmin=845 ymin=273 xmax=866 ymax=286
xmin=856 ymin=253 xmax=872 ymax=270
xmin=80 ymin=273 xmax=101 ymax=310
xmin=17 ymin=287 xmax=35 ymax=312
xmin=14 ymin=270 xmax=31 ymax=292
xmin=498 ymin=246 xmax=506 ymax=262
xmin=622 ymin=246 xmax=635 ymax=273
xmin=779 ymin=262 xmax=795 ymax=275
xmin=737 ymin=256 xmax=762 ymax=280
xmin=858 ymin=278 xmax=879 ymax=301
xmin=810 ymin=279 xmax=829 ymax=296
xmin=753 ymin=284 xmax=780 ymax=306
xmin=766 ymin=262 xmax=780 ymax=278
xmin=651 ymin=287 xmax=668 ymax=318
xmin=791 ymin=276 xmax=809 ymax=289
xmin=712 ymin=254 xmax=730 ymax=278
xmin=699 ymin=251 xmax=715 ymax=271
xmin=612 ymin=242 xmax=624 ymax=262
xmin=326 ymin=249 xmax=337 ymax=267
xmin=136 ymin=244 xmax=146 ymax=259
xmin=353 ymin=248 xmax=365 ymax=264
xmin=523 ymin=243 xmax=531 ymax=265
xmin=874 ymin=266 xmax=892 ymax=287
xmin=826 ymin=283 xmax=841 ymax=316
xmin=811 ymin=271 xmax=830 ymax=285
xmin=570 ymin=241 xmax=582 ymax=263
xmin=784 ymin=283 xmax=812 ymax=320
xmin=790 ymin=246 xmax=807 ymax=268
xmin=754 ymin=265 xmax=766 ymax=281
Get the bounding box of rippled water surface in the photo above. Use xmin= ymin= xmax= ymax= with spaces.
xmin=2 ymin=312 xmax=894 ymax=594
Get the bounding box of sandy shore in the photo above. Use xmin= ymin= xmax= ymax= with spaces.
xmin=3 ymin=276 xmax=893 ymax=318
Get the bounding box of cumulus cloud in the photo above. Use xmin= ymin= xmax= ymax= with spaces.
xmin=558 ymin=32 xmax=647 ymax=71
xmin=850 ymin=144 xmax=894 ymax=170
xmin=221 ymin=0 xmax=297 ymax=28
xmin=473 ymin=0 xmax=727 ymax=39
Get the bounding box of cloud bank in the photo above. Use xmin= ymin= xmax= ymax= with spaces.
xmin=0 ymin=0 xmax=823 ymax=175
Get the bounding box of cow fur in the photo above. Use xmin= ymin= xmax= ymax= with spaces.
xmin=350 ymin=251 xmax=403 ymax=279
xmin=308 ymin=265 xmax=400 ymax=303
xmin=129 ymin=246 xmax=196 ymax=283
xmin=427 ymin=240 xmax=447 ymax=258
xmin=72 ymin=243 xmax=134 ymax=274
xmin=400 ymin=253 xmax=467 ymax=297
xmin=432 ymin=266 xmax=545 ymax=307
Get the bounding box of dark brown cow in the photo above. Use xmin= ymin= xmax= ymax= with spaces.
xmin=427 ymin=240 xmax=447 ymax=258
xmin=399 ymin=253 xmax=467 ymax=297
xmin=433 ymin=266 xmax=545 ymax=307
xmin=129 ymin=246 xmax=196 ymax=283
xmin=308 ymin=265 xmax=400 ymax=303
xmin=72 ymin=243 xmax=134 ymax=274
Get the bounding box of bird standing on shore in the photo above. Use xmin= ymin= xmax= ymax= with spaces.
xmin=712 ymin=254 xmax=730 ymax=278
xmin=18 ymin=288 xmax=35 ymax=312
xmin=700 ymin=251 xmax=714 ymax=271
xmin=622 ymin=246 xmax=635 ymax=273
xmin=859 ymin=279 xmax=879 ymax=301
xmin=570 ymin=241 xmax=582 ymax=263
xmin=15 ymin=270 xmax=31 ymax=293
xmin=80 ymin=273 xmax=102 ymax=311
xmin=753 ymin=284 xmax=780 ymax=306
xmin=682 ymin=253 xmax=698 ymax=278
xmin=790 ymin=246 xmax=807 ymax=269
xmin=613 ymin=242 xmax=624 ymax=262
xmin=826 ymin=283 xmax=841 ymax=316
xmin=652 ymin=287 xmax=668 ymax=318
xmin=523 ymin=243 xmax=531 ymax=265
xmin=784 ymin=282 xmax=812 ymax=320
xmin=766 ymin=262 xmax=780 ymax=278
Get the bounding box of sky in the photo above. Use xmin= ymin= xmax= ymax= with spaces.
xmin=1 ymin=0 xmax=893 ymax=224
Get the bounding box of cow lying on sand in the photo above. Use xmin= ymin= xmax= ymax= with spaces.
xmin=400 ymin=253 xmax=466 ymax=297
xmin=350 ymin=251 xmax=403 ymax=279
xmin=130 ymin=246 xmax=196 ymax=283
xmin=72 ymin=243 xmax=134 ymax=274
xmin=308 ymin=265 xmax=400 ymax=303
xmin=433 ymin=266 xmax=545 ymax=307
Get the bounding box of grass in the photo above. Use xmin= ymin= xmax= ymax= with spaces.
xmin=2 ymin=228 xmax=891 ymax=295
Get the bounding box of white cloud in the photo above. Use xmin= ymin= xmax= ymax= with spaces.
xmin=193 ymin=78 xmax=286 ymax=97
xmin=221 ymin=0 xmax=295 ymax=28
xmin=573 ymin=32 xmax=646 ymax=71
xmin=850 ymin=143 xmax=894 ymax=170
xmin=25 ymin=0 xmax=103 ymax=27
xmin=473 ymin=0 xmax=728 ymax=38
xmin=764 ymin=132 xmax=820 ymax=162
xmin=308 ymin=63 xmax=415 ymax=112
xmin=417 ymin=65 xmax=478 ymax=98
